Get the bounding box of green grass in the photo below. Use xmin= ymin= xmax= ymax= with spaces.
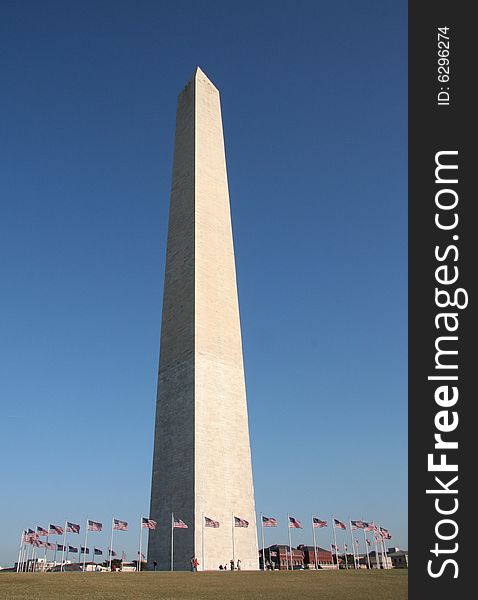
xmin=0 ymin=570 xmax=407 ymax=600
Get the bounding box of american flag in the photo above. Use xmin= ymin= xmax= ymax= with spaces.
xmin=36 ymin=526 xmax=48 ymax=537
xmin=262 ymin=516 xmax=278 ymax=527
xmin=46 ymin=542 xmax=55 ymax=551
xmin=142 ymin=518 xmax=157 ymax=530
xmin=138 ymin=552 xmax=146 ymax=561
xmin=380 ymin=527 xmax=392 ymax=540
xmin=81 ymin=547 xmax=90 ymax=554
xmin=173 ymin=518 xmax=188 ymax=529
xmin=113 ymin=519 xmax=128 ymax=531
xmin=366 ymin=539 xmax=371 ymax=546
xmin=33 ymin=539 xmax=46 ymax=548
xmin=88 ymin=520 xmax=102 ymax=532
xmin=288 ymin=516 xmax=302 ymax=529
xmin=234 ymin=516 xmax=249 ymax=528
xmin=344 ymin=543 xmax=348 ymax=551
xmin=204 ymin=516 xmax=220 ymax=528
xmin=313 ymin=518 xmax=328 ymax=528
xmin=351 ymin=520 xmax=366 ymax=529
xmin=108 ymin=549 xmax=117 ymax=556
xmin=331 ymin=544 xmax=339 ymax=552
xmin=364 ymin=522 xmax=374 ymax=532
xmin=49 ymin=524 xmax=63 ymax=535
xmin=57 ymin=544 xmax=66 ymax=551
xmin=68 ymin=546 xmax=78 ymax=553
xmin=334 ymin=518 xmax=346 ymax=530
xmin=24 ymin=529 xmax=37 ymax=543
xmin=67 ymin=522 xmax=80 ymax=534
xmin=94 ymin=548 xmax=103 ymax=555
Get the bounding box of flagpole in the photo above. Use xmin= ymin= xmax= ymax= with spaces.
xmin=311 ymin=516 xmax=318 ymax=570
xmin=16 ymin=531 xmax=24 ymax=573
xmin=108 ymin=516 xmax=114 ymax=570
xmin=332 ymin=516 xmax=339 ymax=569
xmin=231 ymin=513 xmax=235 ymax=565
xmin=82 ymin=518 xmax=88 ymax=572
xmin=364 ymin=529 xmax=371 ymax=569
xmin=43 ymin=525 xmax=50 ymax=572
xmin=25 ymin=539 xmax=32 ymax=572
xmin=348 ymin=518 xmax=356 ymax=569
xmin=22 ymin=536 xmax=29 ymax=572
xmin=25 ymin=540 xmax=31 ymax=572
xmin=19 ymin=534 xmax=26 ymax=573
xmin=260 ymin=513 xmax=265 ymax=571
xmin=287 ymin=514 xmax=293 ymax=571
xmin=53 ymin=541 xmax=57 ymax=568
xmin=65 ymin=544 xmax=69 ymax=570
xmin=29 ymin=541 xmax=36 ymax=571
xmin=61 ymin=520 xmax=67 ymax=572
xmin=171 ymin=513 xmax=174 ymax=572
xmin=138 ymin=515 xmax=143 ymax=573
xmin=22 ymin=538 xmax=29 ymax=572
xmin=201 ymin=512 xmax=205 ymax=572
xmin=343 ymin=546 xmax=348 ymax=569
xmin=381 ymin=535 xmax=387 ymax=569
xmin=373 ymin=532 xmax=380 ymax=569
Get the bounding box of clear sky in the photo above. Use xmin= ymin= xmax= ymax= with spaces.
xmin=0 ymin=0 xmax=407 ymax=566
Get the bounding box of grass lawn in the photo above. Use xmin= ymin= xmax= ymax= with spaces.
xmin=0 ymin=570 xmax=407 ymax=600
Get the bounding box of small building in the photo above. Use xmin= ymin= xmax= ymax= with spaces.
xmin=388 ymin=548 xmax=408 ymax=568
xmin=259 ymin=545 xmax=305 ymax=570
xmin=368 ymin=551 xmax=393 ymax=569
xmin=296 ymin=545 xmax=335 ymax=569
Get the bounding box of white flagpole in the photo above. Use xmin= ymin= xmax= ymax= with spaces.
xmin=373 ymin=533 xmax=380 ymax=569
xmin=138 ymin=515 xmax=143 ymax=572
xmin=343 ymin=546 xmax=348 ymax=569
xmin=364 ymin=529 xmax=371 ymax=569
xmin=287 ymin=515 xmax=293 ymax=571
xmin=201 ymin=512 xmax=205 ymax=572
xmin=82 ymin=518 xmax=88 ymax=571
xmin=381 ymin=535 xmax=387 ymax=569
xmin=260 ymin=513 xmax=265 ymax=571
xmin=22 ymin=539 xmax=29 ymax=572
xmin=348 ymin=519 xmax=356 ymax=569
xmin=65 ymin=544 xmax=69 ymax=570
xmin=311 ymin=516 xmax=318 ymax=570
xmin=231 ymin=513 xmax=235 ymax=565
xmin=42 ymin=526 xmax=49 ymax=572
xmin=61 ymin=520 xmax=67 ymax=572
xmin=108 ymin=516 xmax=115 ymax=570
xmin=16 ymin=531 xmax=25 ymax=573
xmin=171 ymin=513 xmax=174 ymax=571
xmin=332 ymin=516 xmax=339 ymax=569
xmin=19 ymin=535 xmax=26 ymax=572
xmin=25 ymin=540 xmax=32 ymax=572
xmin=53 ymin=540 xmax=57 ymax=568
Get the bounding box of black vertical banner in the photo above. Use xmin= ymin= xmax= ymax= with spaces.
xmin=409 ymin=2 xmax=473 ymax=599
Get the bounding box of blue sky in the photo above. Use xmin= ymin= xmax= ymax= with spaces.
xmin=0 ymin=0 xmax=407 ymax=566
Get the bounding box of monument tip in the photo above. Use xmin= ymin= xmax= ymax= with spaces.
xmin=188 ymin=66 xmax=218 ymax=90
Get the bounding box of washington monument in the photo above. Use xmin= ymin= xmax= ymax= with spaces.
xmin=148 ymin=68 xmax=259 ymax=571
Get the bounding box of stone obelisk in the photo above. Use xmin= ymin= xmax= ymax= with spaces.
xmin=148 ymin=67 xmax=258 ymax=571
